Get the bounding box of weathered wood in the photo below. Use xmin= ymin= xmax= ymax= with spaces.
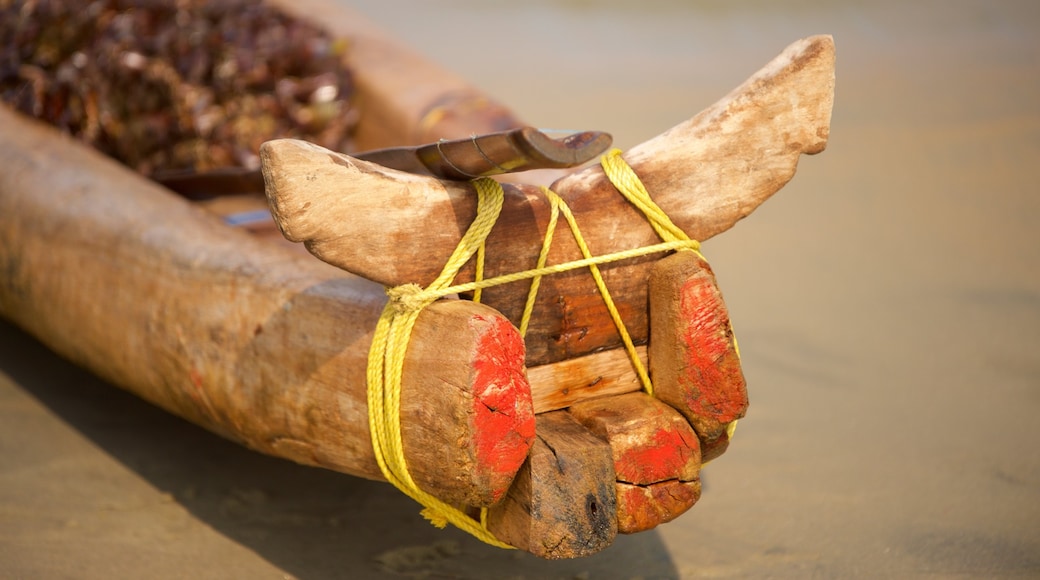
xmin=0 ymin=105 xmax=723 ymax=514
xmin=649 ymin=251 xmax=746 ymax=454
xmin=486 ymin=411 xmax=618 ymax=559
xmin=0 ymin=106 xmax=535 ymax=508
xmin=699 ymin=430 xmax=733 ymax=465
xmin=569 ymin=392 xmax=702 ymax=533
xmin=261 ymin=35 xmax=835 ymax=366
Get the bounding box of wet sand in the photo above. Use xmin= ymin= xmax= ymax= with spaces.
xmin=2 ymin=1 xmax=1038 ymax=578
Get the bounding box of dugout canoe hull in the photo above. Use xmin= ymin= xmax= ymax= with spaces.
xmin=0 ymin=0 xmax=834 ymax=559
xmin=0 ymin=1 xmax=541 ymax=507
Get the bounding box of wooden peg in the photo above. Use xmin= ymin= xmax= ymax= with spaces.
xmin=486 ymin=411 xmax=618 ymax=559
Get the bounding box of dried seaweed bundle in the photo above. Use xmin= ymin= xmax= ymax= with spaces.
xmin=0 ymin=0 xmax=357 ymax=176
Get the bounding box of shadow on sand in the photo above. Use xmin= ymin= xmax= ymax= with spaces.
xmin=1 ymin=319 xmax=680 ymax=579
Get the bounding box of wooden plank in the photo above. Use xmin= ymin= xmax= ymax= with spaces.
xmin=527 ymin=346 xmax=646 ymax=413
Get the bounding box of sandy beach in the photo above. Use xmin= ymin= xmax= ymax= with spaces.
xmin=1 ymin=0 xmax=1038 ymax=578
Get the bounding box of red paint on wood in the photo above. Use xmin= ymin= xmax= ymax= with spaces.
xmin=471 ymin=314 xmax=536 ymax=502
xmin=615 ymin=426 xmax=699 ymax=484
xmin=677 ymin=268 xmax=747 ymax=424
xmin=616 ymin=479 xmax=701 ymax=534
xmin=644 ymin=479 xmax=701 ymax=524
xmin=616 ymin=484 xmax=654 ymax=532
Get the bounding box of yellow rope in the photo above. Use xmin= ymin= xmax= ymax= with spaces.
xmin=601 ymin=150 xmax=739 ymax=452
xmin=525 ymin=186 xmax=658 ymax=394
xmin=367 ymin=178 xmax=511 ymax=548
xmin=366 ymin=148 xmax=732 ymax=548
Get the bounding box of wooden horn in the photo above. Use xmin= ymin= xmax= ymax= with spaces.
xmin=261 ymin=34 xmax=835 ymax=366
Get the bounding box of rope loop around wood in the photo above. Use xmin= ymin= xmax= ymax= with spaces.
xmin=366 ymin=148 xmax=728 ymax=547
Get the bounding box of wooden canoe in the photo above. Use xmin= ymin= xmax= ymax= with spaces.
xmin=0 ymin=0 xmax=834 ymax=559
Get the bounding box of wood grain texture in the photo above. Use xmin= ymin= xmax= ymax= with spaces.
xmin=0 ymin=1 xmax=836 ymax=558
xmin=399 ymin=300 xmax=536 ymax=506
xmin=486 ymin=411 xmax=618 ymax=559
xmin=261 ymin=35 xmax=835 ymax=366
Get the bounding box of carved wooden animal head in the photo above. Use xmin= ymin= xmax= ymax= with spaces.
xmin=261 ymin=35 xmax=835 ymax=368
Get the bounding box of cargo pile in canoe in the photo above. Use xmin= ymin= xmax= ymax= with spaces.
xmin=0 ymin=0 xmax=357 ymax=175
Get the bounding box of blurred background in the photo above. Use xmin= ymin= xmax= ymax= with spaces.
xmin=2 ymin=0 xmax=1038 ymax=578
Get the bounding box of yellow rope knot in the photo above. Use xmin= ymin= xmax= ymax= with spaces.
xmin=386 ymin=283 xmax=429 ymax=314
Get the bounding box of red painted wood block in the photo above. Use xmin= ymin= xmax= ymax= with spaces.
xmin=470 ymin=314 xmax=538 ymax=504
xmin=649 ymin=251 xmax=747 ymax=454
xmin=570 ymin=391 xmax=702 ymax=533
xmin=402 ymin=301 xmax=536 ymax=507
